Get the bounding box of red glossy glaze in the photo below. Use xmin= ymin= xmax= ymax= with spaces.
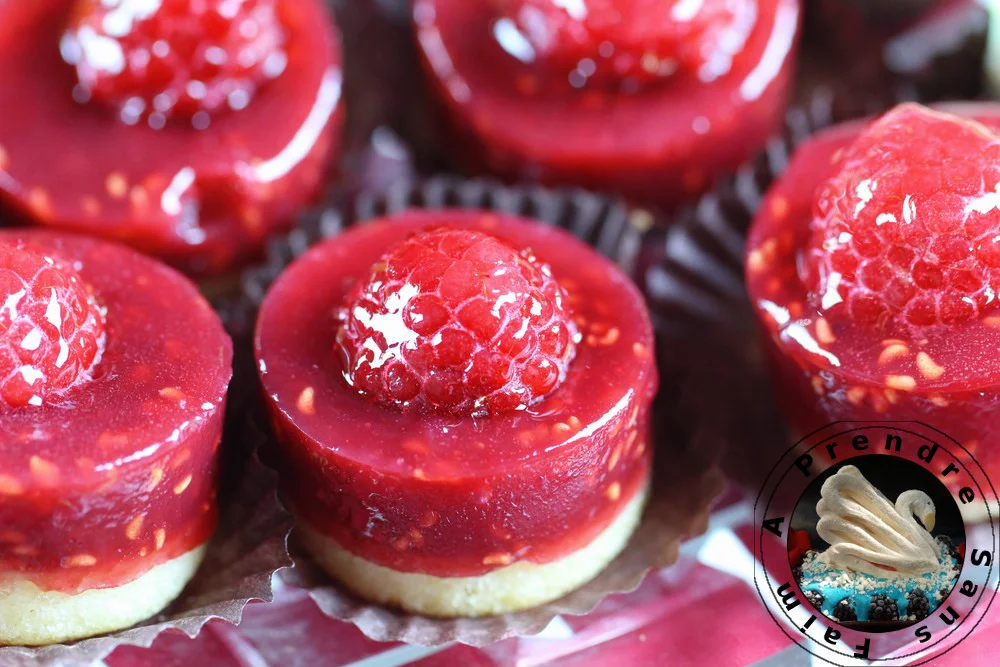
xmin=746 ymin=102 xmax=1000 ymax=488
xmin=256 ymin=211 xmax=656 ymax=577
xmin=0 ymin=230 xmax=232 ymax=593
xmin=0 ymin=0 xmax=343 ymax=276
xmin=415 ymin=0 xmax=800 ymax=209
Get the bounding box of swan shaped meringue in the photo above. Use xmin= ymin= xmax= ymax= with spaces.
xmin=815 ymin=465 xmax=940 ymax=577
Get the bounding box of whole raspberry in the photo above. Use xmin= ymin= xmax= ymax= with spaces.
xmin=62 ymin=0 xmax=287 ymax=125
xmin=0 ymin=241 xmax=106 ymax=409
xmin=337 ymin=228 xmax=578 ymax=417
xmin=493 ymin=0 xmax=755 ymax=90
xmin=801 ymin=104 xmax=1000 ymax=331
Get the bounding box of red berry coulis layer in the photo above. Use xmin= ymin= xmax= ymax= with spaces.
xmin=256 ymin=210 xmax=656 ymax=577
xmin=415 ymin=0 xmax=800 ymax=209
xmin=0 ymin=231 xmax=232 ymax=592
xmin=0 ymin=0 xmax=343 ymax=275
xmin=746 ymin=102 xmax=1000 ymax=488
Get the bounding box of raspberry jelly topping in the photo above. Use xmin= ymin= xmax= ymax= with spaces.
xmin=63 ymin=0 xmax=287 ymax=125
xmin=491 ymin=0 xmax=757 ymax=91
xmin=337 ymin=228 xmax=578 ymax=417
xmin=0 ymin=240 xmax=105 ymax=409
xmin=802 ymin=104 xmax=1000 ymax=333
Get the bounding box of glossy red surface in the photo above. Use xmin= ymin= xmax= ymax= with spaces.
xmin=0 ymin=0 xmax=343 ymax=275
xmin=0 ymin=240 xmax=105 ymax=408
xmin=0 ymin=231 xmax=232 ymax=592
xmin=415 ymin=0 xmax=800 ymax=209
xmin=801 ymin=104 xmax=1000 ymax=330
xmin=490 ymin=0 xmax=754 ymax=90
xmin=256 ymin=211 xmax=656 ymax=577
xmin=337 ymin=227 xmax=578 ymax=417
xmin=746 ymin=102 xmax=1000 ymax=486
xmin=66 ymin=0 xmax=287 ymax=122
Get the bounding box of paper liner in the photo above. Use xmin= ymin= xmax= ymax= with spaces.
xmin=233 ymin=175 xmax=726 ymax=646
xmin=0 ymin=410 xmax=294 ymax=667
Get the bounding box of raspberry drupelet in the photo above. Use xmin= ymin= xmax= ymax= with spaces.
xmin=746 ymin=102 xmax=1000 ymax=523
xmin=0 ymin=240 xmax=105 ymax=408
xmin=0 ymin=231 xmax=231 ymax=646
xmin=256 ymin=209 xmax=657 ymax=616
xmin=338 ymin=228 xmax=578 ymax=416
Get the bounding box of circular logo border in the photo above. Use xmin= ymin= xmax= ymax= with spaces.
xmin=752 ymin=421 xmax=999 ymax=666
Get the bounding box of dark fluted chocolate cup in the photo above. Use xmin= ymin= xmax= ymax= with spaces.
xmin=232 ymin=175 xmax=725 ymax=646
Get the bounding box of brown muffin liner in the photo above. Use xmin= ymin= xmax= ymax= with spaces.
xmin=232 ymin=175 xmax=726 ymax=646
xmin=0 ymin=408 xmax=294 ymax=667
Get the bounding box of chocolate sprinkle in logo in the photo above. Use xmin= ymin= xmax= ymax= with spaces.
xmin=753 ymin=422 xmax=999 ymax=665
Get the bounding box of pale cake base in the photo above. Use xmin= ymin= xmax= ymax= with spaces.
xmin=0 ymin=545 xmax=207 ymax=646
xmin=298 ymin=481 xmax=650 ymax=617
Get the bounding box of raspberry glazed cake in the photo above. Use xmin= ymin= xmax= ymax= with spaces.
xmin=794 ymin=467 xmax=960 ymax=628
xmin=745 ymin=102 xmax=1000 ymax=523
xmin=414 ymin=0 xmax=801 ymax=209
xmin=0 ymin=231 xmax=232 ymax=644
xmin=0 ymin=0 xmax=343 ymax=276
xmin=255 ymin=210 xmax=656 ymax=616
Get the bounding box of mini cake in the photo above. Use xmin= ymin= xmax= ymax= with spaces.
xmin=746 ymin=102 xmax=1000 ymax=522
xmin=414 ymin=0 xmax=801 ymax=209
xmin=255 ymin=210 xmax=657 ymax=616
xmin=0 ymin=0 xmax=344 ymax=276
xmin=795 ymin=467 xmax=960 ymax=627
xmin=0 ymin=230 xmax=232 ymax=645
